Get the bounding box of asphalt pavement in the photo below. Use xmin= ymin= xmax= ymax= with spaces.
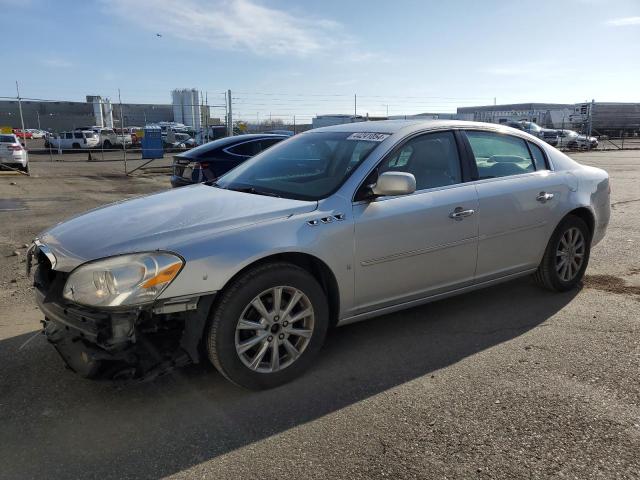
xmin=0 ymin=150 xmax=638 ymax=479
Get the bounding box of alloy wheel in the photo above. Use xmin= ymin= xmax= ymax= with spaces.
xmin=555 ymin=227 xmax=585 ymax=282
xmin=235 ymin=286 xmax=315 ymax=373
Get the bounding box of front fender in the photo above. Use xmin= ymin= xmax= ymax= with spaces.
xmin=159 ymin=209 xmax=355 ymax=317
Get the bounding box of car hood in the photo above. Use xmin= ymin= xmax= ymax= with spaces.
xmin=39 ymin=184 xmax=317 ymax=271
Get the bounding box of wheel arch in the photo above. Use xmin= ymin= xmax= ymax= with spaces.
xmin=217 ymin=252 xmax=341 ymax=328
xmin=565 ymin=206 xmax=595 ymax=239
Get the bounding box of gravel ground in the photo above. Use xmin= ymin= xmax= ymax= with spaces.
xmin=0 ymin=151 xmax=638 ymax=479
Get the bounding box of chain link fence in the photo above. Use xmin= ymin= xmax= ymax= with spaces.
xmin=2 ymin=91 xmax=639 ymax=177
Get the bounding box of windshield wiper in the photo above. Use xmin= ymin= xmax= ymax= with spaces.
xmin=226 ymin=185 xmax=281 ymax=198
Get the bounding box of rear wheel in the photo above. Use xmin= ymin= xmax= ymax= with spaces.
xmin=72 ymin=142 xmax=81 ymax=150
xmin=534 ymin=215 xmax=591 ymax=292
xmin=103 ymin=140 xmax=112 ymax=149
xmin=206 ymin=262 xmax=328 ymax=389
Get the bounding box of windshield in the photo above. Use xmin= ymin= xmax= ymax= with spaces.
xmin=215 ymin=131 xmax=382 ymax=200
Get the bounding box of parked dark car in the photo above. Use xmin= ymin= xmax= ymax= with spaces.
xmin=170 ymin=134 xmax=287 ymax=187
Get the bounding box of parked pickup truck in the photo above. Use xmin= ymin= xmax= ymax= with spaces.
xmin=75 ymin=126 xmax=132 ymax=148
xmin=115 ymin=128 xmax=134 ymax=147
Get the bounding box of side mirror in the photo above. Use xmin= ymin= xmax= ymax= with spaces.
xmin=371 ymin=171 xmax=416 ymax=197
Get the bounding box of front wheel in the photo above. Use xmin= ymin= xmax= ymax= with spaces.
xmin=534 ymin=215 xmax=591 ymax=292
xmin=206 ymin=262 xmax=329 ymax=389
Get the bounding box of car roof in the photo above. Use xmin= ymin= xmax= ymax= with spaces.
xmin=307 ymin=119 xmax=508 ymax=135
xmin=176 ymin=133 xmax=288 ymax=159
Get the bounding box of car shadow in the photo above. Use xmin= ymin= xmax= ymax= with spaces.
xmin=0 ymin=277 xmax=578 ymax=479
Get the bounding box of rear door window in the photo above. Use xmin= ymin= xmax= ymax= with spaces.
xmin=256 ymin=138 xmax=283 ymax=152
xmin=74 ymin=132 xmax=83 ymax=139
xmin=465 ymin=131 xmax=535 ymax=179
xmin=227 ymin=140 xmax=261 ymax=157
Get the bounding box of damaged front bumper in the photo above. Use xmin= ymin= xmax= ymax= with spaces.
xmin=36 ymin=287 xmax=216 ymax=381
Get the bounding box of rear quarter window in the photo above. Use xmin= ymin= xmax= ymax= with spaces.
xmin=528 ymin=142 xmax=549 ymax=170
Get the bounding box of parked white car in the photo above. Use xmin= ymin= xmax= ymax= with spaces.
xmin=48 ymin=131 xmax=100 ymax=150
xmin=0 ymin=133 xmax=28 ymax=171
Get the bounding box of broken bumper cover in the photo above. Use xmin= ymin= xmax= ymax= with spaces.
xmin=37 ymin=288 xmax=216 ymax=380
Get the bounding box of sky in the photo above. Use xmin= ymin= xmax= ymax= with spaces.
xmin=1 ymin=0 xmax=640 ymax=121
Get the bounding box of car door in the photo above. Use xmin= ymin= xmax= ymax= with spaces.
xmin=463 ymin=130 xmax=570 ymax=281
xmin=352 ymin=130 xmax=479 ymax=313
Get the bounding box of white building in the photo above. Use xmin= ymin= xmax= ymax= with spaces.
xmin=171 ymin=89 xmax=202 ymax=130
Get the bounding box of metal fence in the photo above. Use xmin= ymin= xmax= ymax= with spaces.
xmin=3 ymin=87 xmax=640 ymax=178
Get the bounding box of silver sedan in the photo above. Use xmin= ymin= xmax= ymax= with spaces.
xmin=30 ymin=120 xmax=610 ymax=389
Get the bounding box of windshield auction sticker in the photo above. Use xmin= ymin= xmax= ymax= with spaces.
xmin=346 ymin=132 xmax=390 ymax=142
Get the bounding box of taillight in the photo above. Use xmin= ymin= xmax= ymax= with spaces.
xmin=8 ymin=144 xmax=23 ymax=151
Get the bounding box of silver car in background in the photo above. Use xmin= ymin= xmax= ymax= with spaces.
xmin=29 ymin=120 xmax=610 ymax=389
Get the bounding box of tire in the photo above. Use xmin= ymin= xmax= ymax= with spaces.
xmin=534 ymin=215 xmax=591 ymax=292
xmin=72 ymin=143 xmax=81 ymax=150
xmin=103 ymin=140 xmax=112 ymax=149
xmin=206 ymin=262 xmax=329 ymax=390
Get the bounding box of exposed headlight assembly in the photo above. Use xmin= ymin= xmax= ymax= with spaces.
xmin=63 ymin=252 xmax=184 ymax=308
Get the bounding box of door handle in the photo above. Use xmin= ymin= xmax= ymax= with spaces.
xmin=449 ymin=207 xmax=475 ymax=220
xmin=536 ymin=192 xmax=554 ymax=203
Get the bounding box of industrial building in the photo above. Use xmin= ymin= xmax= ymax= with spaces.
xmin=171 ymin=89 xmax=204 ymax=131
xmin=0 ymin=96 xmax=174 ymax=132
xmin=457 ymin=102 xmax=640 ymax=134
xmin=0 ymin=88 xmax=210 ymax=132
xmin=456 ymin=103 xmax=574 ymax=128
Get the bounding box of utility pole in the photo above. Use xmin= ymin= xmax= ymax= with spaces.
xmin=588 ymin=99 xmax=594 ymax=138
xmin=205 ymin=91 xmax=209 ymax=142
xmin=36 ymin=111 xmax=41 ymax=130
xmin=15 ymin=81 xmax=26 ymax=139
xmin=354 ymin=94 xmax=357 ymax=119
xmin=227 ymin=89 xmax=233 ymax=136
xmin=118 ymin=88 xmax=127 ymax=174
xmin=293 ymin=115 xmax=296 ymax=134
xmin=494 ymin=97 xmax=497 ymax=106
xmin=224 ymin=91 xmax=228 ymax=136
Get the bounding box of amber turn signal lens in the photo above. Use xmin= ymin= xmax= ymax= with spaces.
xmin=141 ymin=262 xmax=182 ymax=288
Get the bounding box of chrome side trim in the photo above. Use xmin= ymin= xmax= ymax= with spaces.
xmin=360 ymin=236 xmax=477 ymax=267
xmin=337 ymin=268 xmax=537 ymax=326
xmin=478 ymin=221 xmax=547 ymax=242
